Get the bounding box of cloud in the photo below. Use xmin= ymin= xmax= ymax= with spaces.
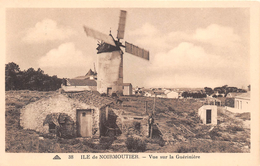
xmin=127 ymin=23 xmax=248 ymax=88
xmin=23 ymin=19 xmax=75 ymax=43
xmin=38 ymin=42 xmax=91 ymax=68
xmin=128 ymin=23 xmax=169 ymax=52
xmin=193 ymin=24 xmax=241 ymax=47
xmin=152 ymin=42 xmax=227 ymax=70
xmin=129 ymin=22 xmax=159 ymax=37
xmin=145 ymin=42 xmax=245 ymax=88
xmin=129 ymin=23 xmax=241 ymax=52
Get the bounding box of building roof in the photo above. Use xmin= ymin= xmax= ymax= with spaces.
xmin=154 ymin=91 xmax=166 ymax=96
xmin=85 ymin=69 xmax=97 ymax=77
xmin=72 ymin=69 xmax=97 ymax=80
xmin=73 ymin=75 xmax=89 ymax=79
xmin=227 ymin=92 xmax=244 ymax=98
xmin=122 ymin=83 xmax=132 ymax=86
xmin=65 ymin=91 xmax=114 ymax=108
xmin=235 ymin=92 xmax=250 ymax=100
xmin=67 ymin=79 xmax=97 ymax=86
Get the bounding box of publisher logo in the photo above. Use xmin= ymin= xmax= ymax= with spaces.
xmin=53 ymin=155 xmax=61 ymax=160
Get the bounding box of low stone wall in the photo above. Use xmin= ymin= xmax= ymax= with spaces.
xmin=20 ymin=94 xmax=101 ymax=138
xmin=225 ymin=106 xmax=250 ymax=113
xmin=117 ymin=115 xmax=149 ymax=137
xmin=100 ymin=108 xmax=149 ymax=137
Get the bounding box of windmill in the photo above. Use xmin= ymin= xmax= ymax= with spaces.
xmin=83 ymin=10 xmax=149 ymax=95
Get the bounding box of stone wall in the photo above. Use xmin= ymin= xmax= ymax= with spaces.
xmin=20 ymin=94 xmax=101 ymax=137
xmin=111 ymin=108 xmax=149 ymax=137
xmin=99 ymin=108 xmax=149 ymax=137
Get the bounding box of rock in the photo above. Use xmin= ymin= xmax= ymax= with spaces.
xmin=38 ymin=137 xmax=44 ymax=140
xmin=176 ymin=135 xmax=186 ymax=141
xmin=243 ymin=120 xmax=250 ymax=129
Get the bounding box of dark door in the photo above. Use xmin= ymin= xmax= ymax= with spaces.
xmin=206 ymin=109 xmax=211 ymax=124
xmin=77 ymin=109 xmax=92 ymax=137
xmin=107 ymin=87 xmax=112 ymax=96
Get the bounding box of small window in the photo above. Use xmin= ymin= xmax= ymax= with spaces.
xmin=82 ymin=112 xmax=86 ymax=117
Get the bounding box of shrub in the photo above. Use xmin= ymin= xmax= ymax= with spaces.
xmin=177 ymin=144 xmax=198 ymax=153
xmin=209 ymin=129 xmax=221 ymax=140
xmin=125 ymin=136 xmax=146 ymax=152
xmin=235 ymin=113 xmax=250 ymax=121
xmin=101 ymin=93 xmax=107 ymax=97
xmin=145 ymin=137 xmax=165 ymax=147
xmin=111 ymin=93 xmax=118 ymax=98
xmin=157 ymin=138 xmax=165 ymax=147
xmin=57 ymin=138 xmax=80 ymax=145
xmin=176 ymin=141 xmax=242 ymax=153
xmin=226 ymin=125 xmax=244 ymax=133
xmin=83 ymin=137 xmax=114 ymax=150
xmin=225 ymin=98 xmax=234 ymax=107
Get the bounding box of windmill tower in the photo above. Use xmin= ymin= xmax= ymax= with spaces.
xmin=83 ymin=10 xmax=149 ymax=95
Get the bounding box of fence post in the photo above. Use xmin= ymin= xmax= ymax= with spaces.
xmin=106 ymin=106 xmax=109 ymax=121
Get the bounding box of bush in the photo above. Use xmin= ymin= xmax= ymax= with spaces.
xmin=209 ymin=129 xmax=221 ymax=140
xmin=125 ymin=136 xmax=146 ymax=152
xmin=158 ymin=139 xmax=165 ymax=147
xmin=235 ymin=113 xmax=250 ymax=120
xmin=83 ymin=137 xmax=114 ymax=150
xmin=111 ymin=93 xmax=118 ymax=98
xmin=145 ymin=137 xmax=165 ymax=147
xmin=101 ymin=93 xmax=107 ymax=97
xmin=176 ymin=141 xmax=242 ymax=153
xmin=177 ymin=145 xmax=198 ymax=153
xmin=226 ymin=125 xmax=244 ymax=133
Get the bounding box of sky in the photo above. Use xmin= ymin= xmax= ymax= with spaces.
xmin=6 ymin=8 xmax=250 ymax=89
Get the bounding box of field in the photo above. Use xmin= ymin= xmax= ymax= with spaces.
xmin=5 ymin=90 xmax=250 ymax=153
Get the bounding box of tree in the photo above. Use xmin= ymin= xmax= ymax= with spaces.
xmin=204 ymin=87 xmax=214 ymax=96
xmin=5 ymin=62 xmax=21 ymax=90
xmin=214 ymin=87 xmax=224 ymax=94
xmin=5 ymin=62 xmax=62 ymax=91
xmin=182 ymin=91 xmax=188 ymax=98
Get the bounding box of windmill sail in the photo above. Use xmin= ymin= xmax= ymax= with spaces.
xmin=117 ymin=10 xmax=127 ymax=39
xmin=83 ymin=26 xmax=116 ymax=46
xmin=125 ymin=42 xmax=149 ymax=60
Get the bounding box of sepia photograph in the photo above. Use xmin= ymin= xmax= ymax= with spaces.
xmin=1 ymin=2 xmax=260 ymax=166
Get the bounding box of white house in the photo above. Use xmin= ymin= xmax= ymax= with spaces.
xmin=198 ymin=105 xmax=217 ymax=125
xmin=234 ymin=92 xmax=250 ymax=112
xmin=225 ymin=92 xmax=250 ymax=113
xmin=122 ymin=83 xmax=132 ymax=96
xmin=144 ymin=91 xmax=153 ymax=97
xmin=166 ymin=91 xmax=179 ymax=99
xmin=154 ymin=91 xmax=167 ymax=98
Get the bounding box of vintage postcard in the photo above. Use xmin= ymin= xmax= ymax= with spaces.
xmin=1 ymin=1 xmax=259 ymax=166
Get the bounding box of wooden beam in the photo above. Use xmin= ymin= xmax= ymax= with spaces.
xmin=106 ymin=106 xmax=109 ymax=121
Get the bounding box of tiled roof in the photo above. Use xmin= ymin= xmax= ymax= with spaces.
xmin=67 ymin=79 xmax=97 ymax=86
xmin=64 ymin=91 xmax=114 ymax=108
xmin=73 ymin=75 xmax=89 ymax=79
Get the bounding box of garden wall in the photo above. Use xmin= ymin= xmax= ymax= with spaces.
xmin=20 ymin=94 xmax=101 ymax=137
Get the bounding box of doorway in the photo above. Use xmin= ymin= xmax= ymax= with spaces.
xmin=206 ymin=109 xmax=212 ymax=124
xmin=77 ymin=109 xmax=92 ymax=137
xmin=107 ymin=87 xmax=112 ymax=96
